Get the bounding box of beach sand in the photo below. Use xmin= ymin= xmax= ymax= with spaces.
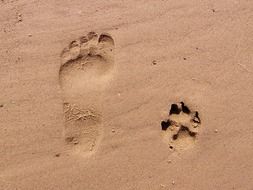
xmin=1 ymin=0 xmax=253 ymax=189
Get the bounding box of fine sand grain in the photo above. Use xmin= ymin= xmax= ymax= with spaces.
xmin=1 ymin=0 xmax=253 ymax=189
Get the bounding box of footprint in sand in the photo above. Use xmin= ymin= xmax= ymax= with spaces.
xmin=161 ymin=102 xmax=201 ymax=151
xmin=59 ymin=32 xmax=114 ymax=155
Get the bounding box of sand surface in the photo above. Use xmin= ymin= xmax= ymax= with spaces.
xmin=1 ymin=0 xmax=253 ymax=189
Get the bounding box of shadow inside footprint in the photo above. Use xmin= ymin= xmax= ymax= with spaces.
xmin=169 ymin=104 xmax=181 ymax=115
xmin=161 ymin=120 xmax=171 ymax=131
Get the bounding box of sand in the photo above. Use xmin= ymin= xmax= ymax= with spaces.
xmin=1 ymin=0 xmax=253 ymax=189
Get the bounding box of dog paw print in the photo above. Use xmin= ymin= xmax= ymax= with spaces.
xmin=161 ymin=102 xmax=201 ymax=151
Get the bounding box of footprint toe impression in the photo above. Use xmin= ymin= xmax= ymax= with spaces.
xmin=161 ymin=102 xmax=201 ymax=151
xmin=59 ymin=32 xmax=114 ymax=155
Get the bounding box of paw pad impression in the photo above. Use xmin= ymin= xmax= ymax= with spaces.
xmin=161 ymin=102 xmax=201 ymax=151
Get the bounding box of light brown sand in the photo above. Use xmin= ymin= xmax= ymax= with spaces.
xmin=1 ymin=0 xmax=253 ymax=189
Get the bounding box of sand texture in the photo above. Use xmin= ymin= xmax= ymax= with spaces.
xmin=1 ymin=0 xmax=253 ymax=189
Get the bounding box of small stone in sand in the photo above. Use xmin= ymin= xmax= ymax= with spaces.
xmin=112 ymin=129 xmax=115 ymax=133
xmin=55 ymin=153 xmax=60 ymax=157
xmin=193 ymin=123 xmax=198 ymax=128
xmin=183 ymin=57 xmax=187 ymax=60
xmin=28 ymin=34 xmax=32 ymax=37
xmin=152 ymin=60 xmax=157 ymax=65
xmin=0 ymin=104 xmax=3 ymax=108
xmin=172 ymin=181 xmax=175 ymax=185
xmin=214 ymin=129 xmax=218 ymax=133
xmin=167 ymin=160 xmax=172 ymax=164
xmin=160 ymin=184 xmax=166 ymax=188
